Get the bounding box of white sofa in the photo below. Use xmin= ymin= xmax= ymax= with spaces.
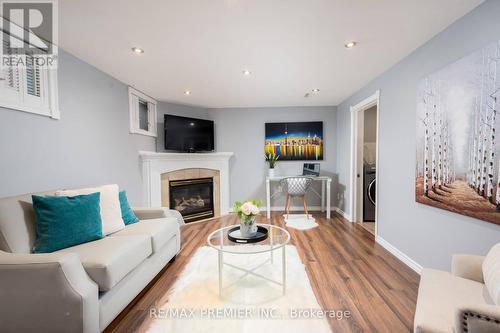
xmin=0 ymin=190 xmax=182 ymax=333
xmin=414 ymin=245 xmax=500 ymax=333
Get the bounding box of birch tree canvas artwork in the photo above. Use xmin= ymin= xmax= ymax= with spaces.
xmin=416 ymin=40 xmax=500 ymax=225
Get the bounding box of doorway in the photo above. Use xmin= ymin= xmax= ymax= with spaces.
xmin=350 ymin=91 xmax=380 ymax=235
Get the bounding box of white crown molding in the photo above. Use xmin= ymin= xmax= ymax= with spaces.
xmin=375 ymin=236 xmax=422 ymax=274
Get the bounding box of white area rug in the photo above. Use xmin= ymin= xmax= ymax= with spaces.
xmin=147 ymin=245 xmax=331 ymax=333
xmin=283 ymin=214 xmax=318 ymax=230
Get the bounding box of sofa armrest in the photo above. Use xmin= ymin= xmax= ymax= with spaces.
xmin=451 ymin=255 xmax=485 ymax=283
xmin=0 ymin=250 xmax=99 ymax=333
xmin=454 ymin=303 xmax=500 ymax=333
xmin=133 ymin=207 xmax=185 ymax=224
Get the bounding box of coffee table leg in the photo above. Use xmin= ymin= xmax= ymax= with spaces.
xmin=218 ymin=250 xmax=223 ymax=296
xmin=282 ymin=245 xmax=286 ymax=295
xmin=270 ymin=233 xmax=274 ymax=264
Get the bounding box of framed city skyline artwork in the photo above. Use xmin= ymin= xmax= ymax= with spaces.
xmin=265 ymin=121 xmax=323 ymax=161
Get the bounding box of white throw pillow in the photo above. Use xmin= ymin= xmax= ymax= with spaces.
xmin=56 ymin=184 xmax=125 ymax=235
xmin=483 ymin=243 xmax=500 ymax=305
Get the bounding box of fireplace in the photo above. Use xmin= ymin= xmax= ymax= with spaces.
xmin=169 ymin=177 xmax=214 ymax=223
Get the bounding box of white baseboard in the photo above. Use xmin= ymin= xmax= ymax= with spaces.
xmin=375 ymin=236 xmax=422 ymax=274
xmin=229 ymin=206 xmax=324 ymax=213
xmin=333 ymin=207 xmax=352 ymax=221
xmin=269 ymin=205 xmax=322 ymax=211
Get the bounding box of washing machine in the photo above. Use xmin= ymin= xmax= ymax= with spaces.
xmin=363 ymin=164 xmax=376 ymax=222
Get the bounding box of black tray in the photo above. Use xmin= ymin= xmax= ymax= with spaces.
xmin=227 ymin=225 xmax=269 ymax=243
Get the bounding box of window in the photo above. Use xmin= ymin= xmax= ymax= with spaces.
xmin=129 ymin=87 xmax=157 ymax=137
xmin=0 ymin=36 xmax=59 ymax=119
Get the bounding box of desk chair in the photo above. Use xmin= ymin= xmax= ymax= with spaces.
xmin=279 ymin=177 xmax=313 ymax=219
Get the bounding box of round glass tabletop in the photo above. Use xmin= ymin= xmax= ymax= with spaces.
xmin=207 ymin=224 xmax=290 ymax=254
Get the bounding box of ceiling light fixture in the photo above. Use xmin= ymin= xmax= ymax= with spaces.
xmin=344 ymin=41 xmax=357 ymax=49
xmin=312 ymin=88 xmax=320 ymax=93
xmin=243 ymin=69 xmax=251 ymax=76
xmin=131 ymin=47 xmax=144 ymax=54
xmin=184 ymin=90 xmax=191 ymax=95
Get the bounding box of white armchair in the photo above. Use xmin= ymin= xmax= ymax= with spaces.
xmin=414 ymin=245 xmax=500 ymax=333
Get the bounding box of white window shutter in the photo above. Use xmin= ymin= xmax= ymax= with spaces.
xmin=0 ymin=38 xmax=22 ymax=106
xmin=0 ymin=32 xmax=59 ymax=119
xmin=22 ymin=52 xmax=50 ymax=114
xmin=128 ymin=87 xmax=157 ymax=137
xmin=148 ymin=101 xmax=157 ymax=134
xmin=129 ymin=93 xmax=139 ymax=132
xmin=26 ymin=54 xmax=41 ymax=97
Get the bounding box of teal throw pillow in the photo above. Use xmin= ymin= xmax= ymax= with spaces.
xmin=119 ymin=191 xmax=139 ymax=225
xmin=32 ymin=193 xmax=103 ymax=253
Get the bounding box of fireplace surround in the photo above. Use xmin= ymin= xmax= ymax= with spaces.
xmin=139 ymin=151 xmax=233 ymax=219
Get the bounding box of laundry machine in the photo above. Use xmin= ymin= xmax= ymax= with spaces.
xmin=363 ymin=164 xmax=376 ymax=222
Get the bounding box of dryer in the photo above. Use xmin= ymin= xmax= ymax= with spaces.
xmin=363 ymin=164 xmax=376 ymax=222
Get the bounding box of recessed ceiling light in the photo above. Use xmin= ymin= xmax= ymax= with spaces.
xmin=243 ymin=69 xmax=251 ymax=76
xmin=184 ymin=90 xmax=191 ymax=95
xmin=345 ymin=41 xmax=357 ymax=49
xmin=131 ymin=47 xmax=144 ymax=54
xmin=312 ymin=88 xmax=320 ymax=93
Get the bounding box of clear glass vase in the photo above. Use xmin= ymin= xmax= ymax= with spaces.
xmin=240 ymin=216 xmax=258 ymax=237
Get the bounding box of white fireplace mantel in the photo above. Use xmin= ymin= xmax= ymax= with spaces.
xmin=139 ymin=151 xmax=234 ymax=214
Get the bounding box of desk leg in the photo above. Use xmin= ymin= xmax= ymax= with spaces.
xmin=321 ymin=180 xmax=325 ymax=212
xmin=326 ymin=180 xmax=331 ymax=219
xmin=266 ymin=179 xmax=271 ymax=219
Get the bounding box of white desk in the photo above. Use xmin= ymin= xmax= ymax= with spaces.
xmin=265 ymin=176 xmax=332 ymax=219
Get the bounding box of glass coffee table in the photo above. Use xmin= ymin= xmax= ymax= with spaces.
xmin=207 ymin=224 xmax=290 ymax=297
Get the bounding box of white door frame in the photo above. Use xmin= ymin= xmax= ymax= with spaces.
xmin=349 ymin=90 xmax=380 ymax=234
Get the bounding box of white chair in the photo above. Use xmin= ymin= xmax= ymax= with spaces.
xmin=414 ymin=243 xmax=500 ymax=333
xmin=279 ymin=177 xmax=313 ymax=219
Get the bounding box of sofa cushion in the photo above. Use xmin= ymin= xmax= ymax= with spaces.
xmin=57 ymin=235 xmax=152 ymax=291
xmin=0 ymin=190 xmax=57 ymax=253
xmin=56 ymin=184 xmax=124 ymax=235
xmin=414 ymin=268 xmax=488 ymax=333
xmin=483 ymin=243 xmax=500 ymax=305
xmin=32 ymin=193 xmax=103 ymax=253
xmin=111 ymin=218 xmax=178 ymax=253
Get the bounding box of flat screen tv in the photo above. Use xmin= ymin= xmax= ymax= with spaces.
xmin=164 ymin=115 xmax=215 ymax=152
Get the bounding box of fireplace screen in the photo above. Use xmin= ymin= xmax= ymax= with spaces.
xmin=169 ymin=178 xmax=214 ymax=223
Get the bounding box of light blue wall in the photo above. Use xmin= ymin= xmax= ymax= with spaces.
xmin=209 ymin=106 xmax=337 ymax=207
xmin=335 ymin=0 xmax=500 ymax=270
xmin=0 ymin=50 xmax=156 ymax=205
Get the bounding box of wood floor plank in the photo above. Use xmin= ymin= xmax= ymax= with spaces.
xmin=104 ymin=212 xmax=419 ymax=333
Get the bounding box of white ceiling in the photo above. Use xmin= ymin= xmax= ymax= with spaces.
xmin=59 ymin=0 xmax=484 ymax=108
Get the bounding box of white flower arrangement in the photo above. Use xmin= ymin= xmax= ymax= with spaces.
xmin=233 ymin=199 xmax=262 ymax=224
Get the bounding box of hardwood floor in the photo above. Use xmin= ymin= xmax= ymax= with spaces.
xmin=104 ymin=212 xmax=420 ymax=333
xmin=360 ymin=221 xmax=375 ymax=235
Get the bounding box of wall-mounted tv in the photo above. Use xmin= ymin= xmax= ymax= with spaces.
xmin=164 ymin=115 xmax=215 ymax=152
